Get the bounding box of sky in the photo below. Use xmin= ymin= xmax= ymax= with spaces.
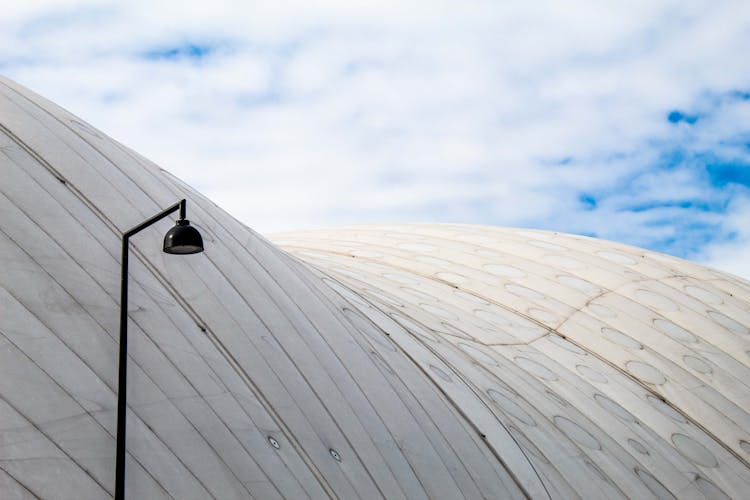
xmin=2 ymin=1 xmax=750 ymax=278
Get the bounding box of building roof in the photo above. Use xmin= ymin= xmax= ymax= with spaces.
xmin=272 ymin=223 xmax=750 ymax=499
xmin=1 ymin=75 xmax=749 ymax=498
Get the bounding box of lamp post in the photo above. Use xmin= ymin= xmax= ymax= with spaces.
xmin=116 ymin=199 xmax=204 ymax=500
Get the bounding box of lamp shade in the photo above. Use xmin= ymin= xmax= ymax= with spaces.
xmin=163 ymin=219 xmax=204 ymax=254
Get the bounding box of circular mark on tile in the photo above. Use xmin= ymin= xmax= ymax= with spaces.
xmin=628 ymin=439 xmax=648 ymax=455
xmin=268 ymin=436 xmax=280 ymax=449
xmin=396 ymin=242 xmax=436 ymax=252
xmin=383 ymin=273 xmax=421 ymax=285
xmin=458 ymin=343 xmax=499 ymax=366
xmin=553 ymin=416 xmax=601 ymax=450
xmin=529 ymin=240 xmax=567 ymax=251
xmin=594 ymin=394 xmax=636 ymax=422
xmin=329 ymin=448 xmax=342 ymax=461
xmin=420 ymin=303 xmax=459 ymax=321
xmin=474 ymin=309 xmax=512 ymax=326
xmin=635 ymin=468 xmax=676 ymax=500
xmin=454 ymin=290 xmax=489 ymax=305
xmin=436 ymin=272 xmax=468 ymax=284
xmin=577 ymin=365 xmax=607 ymax=383
xmin=671 ymin=433 xmax=718 ymax=467
xmin=557 ymin=275 xmax=600 ymax=295
xmin=740 ymin=440 xmax=750 ymax=454
xmin=436 ymin=321 xmax=471 ymax=339
xmin=391 ymin=315 xmax=435 ymax=341
xmin=505 ymin=284 xmax=544 ymax=299
xmin=597 ymin=251 xmax=637 ymax=265
xmin=635 ymin=289 xmax=679 ymax=312
xmin=694 ymin=476 xmax=730 ymax=500
xmin=399 ymin=286 xmax=434 ymax=302
xmin=430 ymin=365 xmax=453 ymax=383
xmin=508 ymin=426 xmax=549 ymax=463
xmin=515 ymin=357 xmax=558 ymax=380
xmin=529 ymin=308 xmax=558 ymax=324
xmin=588 ymin=303 xmax=618 ymax=318
xmin=549 ymin=335 xmax=586 ymax=355
xmin=646 ymin=395 xmax=686 ymax=423
xmin=351 ymin=249 xmax=382 ymax=258
xmin=653 ymin=319 xmax=697 ymax=343
xmin=488 ymin=388 xmax=536 ymax=426
xmin=602 ymin=327 xmax=643 ymax=350
xmin=415 ymin=255 xmax=452 ymax=267
xmin=684 ymin=285 xmax=722 ymax=304
xmin=626 ymin=360 xmax=666 ymax=385
xmin=708 ymin=311 xmax=749 ymax=335
xmin=483 ymin=263 xmax=526 ymax=278
xmin=683 ymin=355 xmax=712 ymax=374
xmin=543 ymin=255 xmax=585 ymax=270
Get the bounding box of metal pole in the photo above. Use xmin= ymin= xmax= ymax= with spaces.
xmin=115 ymin=235 xmax=129 ymax=500
xmin=115 ymin=199 xmax=186 ymax=500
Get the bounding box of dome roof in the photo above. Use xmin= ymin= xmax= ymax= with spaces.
xmin=272 ymin=224 xmax=750 ymax=499
xmin=1 ymin=75 xmax=749 ymax=499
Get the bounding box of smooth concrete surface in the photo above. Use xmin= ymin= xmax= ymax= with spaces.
xmin=1 ymin=75 xmax=749 ymax=499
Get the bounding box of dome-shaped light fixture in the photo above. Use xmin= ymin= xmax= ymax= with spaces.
xmin=163 ymin=219 xmax=204 ymax=254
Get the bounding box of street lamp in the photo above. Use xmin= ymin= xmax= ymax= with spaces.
xmin=116 ymin=199 xmax=204 ymax=500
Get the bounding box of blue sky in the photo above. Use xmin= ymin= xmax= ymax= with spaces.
xmin=2 ymin=1 xmax=750 ymax=277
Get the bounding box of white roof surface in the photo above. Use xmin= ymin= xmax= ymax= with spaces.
xmin=273 ymin=224 xmax=750 ymax=499
xmin=1 ymin=75 xmax=749 ymax=499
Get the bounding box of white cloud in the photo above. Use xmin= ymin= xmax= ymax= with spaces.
xmin=3 ymin=0 xmax=750 ymax=277
xmin=702 ymin=195 xmax=750 ymax=277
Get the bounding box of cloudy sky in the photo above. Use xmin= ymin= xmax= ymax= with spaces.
xmin=2 ymin=1 xmax=750 ymax=277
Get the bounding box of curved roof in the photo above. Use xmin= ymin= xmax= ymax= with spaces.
xmin=1 ymin=75 xmax=749 ymax=499
xmin=272 ymin=224 xmax=750 ymax=499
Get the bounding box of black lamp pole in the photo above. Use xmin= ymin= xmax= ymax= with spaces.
xmin=116 ymin=199 xmax=203 ymax=500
